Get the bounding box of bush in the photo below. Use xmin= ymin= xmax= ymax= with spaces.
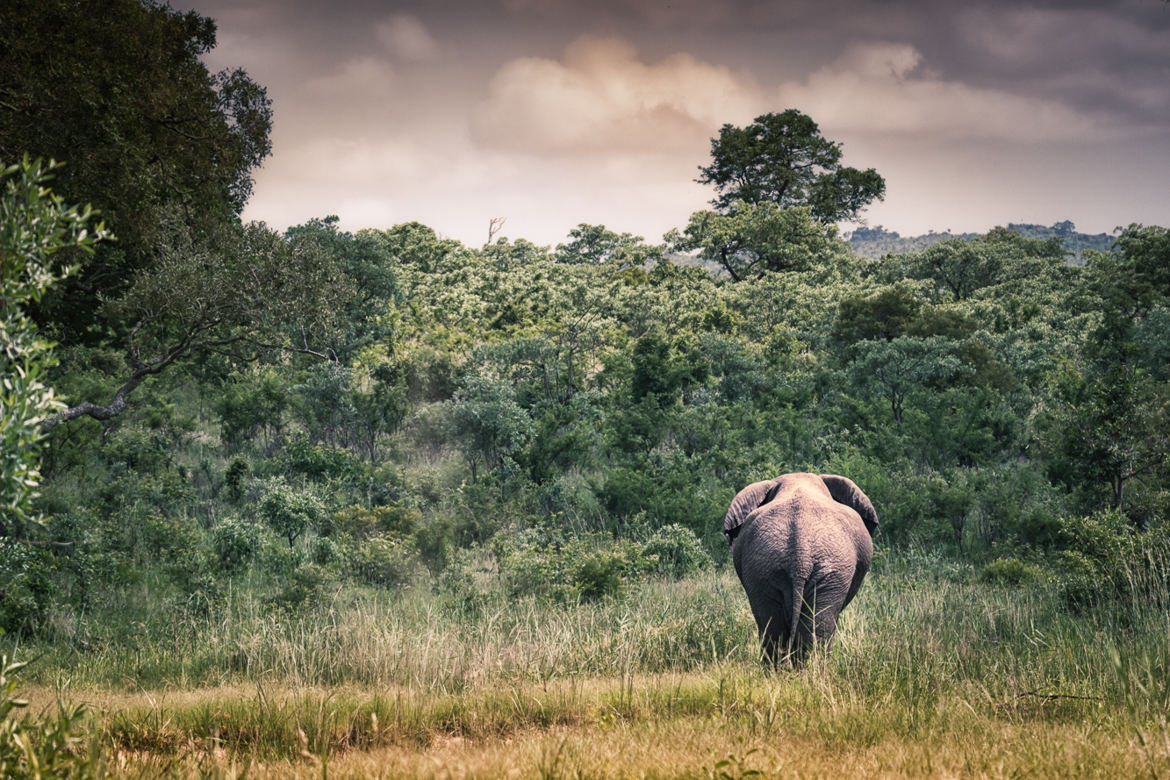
xmin=642 ymin=523 xmax=712 ymax=579
xmin=348 ymin=534 xmax=424 ymax=587
xmin=495 ymin=529 xmax=646 ymax=602
xmin=224 ymin=456 xmax=250 ymax=503
xmin=1 ymin=655 xmax=96 ymax=778
xmin=1053 ymin=510 xmax=1170 ymax=609
xmin=258 ymin=533 xmax=303 ymax=577
xmin=0 ymin=541 xmax=53 ymax=636
xmin=258 ymin=478 xmax=326 ymax=548
xmin=266 ymin=564 xmax=326 ymax=613
xmin=211 ymin=515 xmax=261 ymax=574
xmin=282 ymin=434 xmax=362 ymax=482
xmin=330 ymin=502 xmax=422 ymax=539
xmin=980 ymin=556 xmax=1043 ymax=586
xmin=572 ymin=548 xmax=629 ymax=601
xmin=310 ymin=535 xmax=341 ymax=567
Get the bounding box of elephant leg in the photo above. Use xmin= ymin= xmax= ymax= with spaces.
xmin=757 ymin=615 xmax=784 ymax=667
xmin=794 ymin=579 xmax=847 ymax=662
xmin=747 ymin=578 xmax=799 ymax=668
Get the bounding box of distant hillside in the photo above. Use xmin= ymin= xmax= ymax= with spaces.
xmin=846 ymin=221 xmax=1118 ymax=261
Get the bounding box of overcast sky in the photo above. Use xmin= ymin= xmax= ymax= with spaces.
xmin=188 ymin=0 xmax=1170 ymax=247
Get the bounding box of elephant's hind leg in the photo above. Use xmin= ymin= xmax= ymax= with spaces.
xmin=794 ymin=578 xmax=846 ymax=663
xmin=748 ymin=580 xmax=796 ymax=668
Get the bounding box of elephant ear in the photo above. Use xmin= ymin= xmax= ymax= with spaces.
xmin=821 ymin=474 xmax=879 ymax=536
xmin=723 ymin=478 xmax=781 ymax=541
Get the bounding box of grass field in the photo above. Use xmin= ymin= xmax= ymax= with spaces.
xmin=6 ymin=549 xmax=1170 ymax=778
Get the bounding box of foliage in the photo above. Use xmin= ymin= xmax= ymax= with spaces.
xmin=211 ymin=515 xmax=261 ymax=574
xmin=642 ymin=523 xmax=712 ymax=578
xmin=980 ymin=556 xmax=1044 ymax=586
xmin=494 ymin=529 xmax=648 ymax=602
xmin=698 ymin=109 xmax=884 ymax=223
xmin=445 ymin=376 xmax=534 ymax=480
xmin=0 ymin=541 xmax=53 ymax=636
xmin=667 ymin=202 xmax=849 ymax=281
xmin=257 ymin=479 xmax=326 ymax=548
xmin=1 ymin=159 xmax=108 ymax=536
xmin=0 ymin=0 xmax=271 ymax=339
xmin=347 ymin=534 xmax=424 ymax=588
xmin=1 ymin=655 xmax=96 ymax=779
xmin=555 ymin=223 xmax=663 ymax=268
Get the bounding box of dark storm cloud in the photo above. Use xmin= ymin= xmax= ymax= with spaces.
xmin=183 ymin=0 xmax=1170 ymax=243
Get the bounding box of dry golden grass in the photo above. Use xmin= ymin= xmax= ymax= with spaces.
xmin=9 ymin=553 xmax=1170 ymax=777
xmin=21 ymin=667 xmax=1170 ymax=779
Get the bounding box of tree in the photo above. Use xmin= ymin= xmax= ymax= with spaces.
xmin=0 ymin=0 xmax=272 ymax=339
xmin=363 ymin=222 xmax=465 ymax=274
xmin=446 ymin=376 xmax=534 ymax=481
xmin=1 ymin=159 xmax=108 ymax=536
xmin=555 ymin=224 xmax=662 ymax=268
xmin=698 ymin=110 xmax=884 ymax=223
xmin=849 ymin=336 xmax=970 ymax=434
xmin=877 ymin=229 xmax=1066 ymax=303
xmin=287 ymin=217 xmax=399 ymax=362
xmin=1046 ymin=225 xmax=1170 ymax=516
xmin=259 ymin=480 xmax=325 ymax=549
xmin=43 ymin=219 xmax=348 ymax=429
xmin=666 ymin=202 xmax=847 ymax=281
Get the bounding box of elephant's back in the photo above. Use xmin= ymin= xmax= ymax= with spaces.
xmin=734 ymin=487 xmax=871 ymax=579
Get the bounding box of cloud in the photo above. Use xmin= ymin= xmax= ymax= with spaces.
xmin=375 ymin=14 xmax=439 ymax=62
xmin=777 ymin=42 xmax=1121 ymax=143
xmin=471 ymin=36 xmax=766 ymax=155
xmin=304 ymin=56 xmax=396 ymax=101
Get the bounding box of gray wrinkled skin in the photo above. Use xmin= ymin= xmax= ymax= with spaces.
xmin=724 ymin=473 xmax=878 ymax=666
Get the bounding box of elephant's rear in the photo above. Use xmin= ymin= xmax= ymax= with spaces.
xmin=732 ymin=504 xmax=814 ymax=662
xmin=732 ymin=486 xmax=870 ymax=663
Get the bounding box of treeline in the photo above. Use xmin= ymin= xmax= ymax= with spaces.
xmin=847 ymin=221 xmax=1118 ymax=260
xmin=2 ymin=0 xmax=1168 ymax=641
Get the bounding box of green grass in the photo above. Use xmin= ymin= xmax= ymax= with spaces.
xmin=5 ymin=547 xmax=1170 ymax=777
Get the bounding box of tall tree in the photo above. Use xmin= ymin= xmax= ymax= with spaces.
xmin=0 ymin=0 xmax=272 ymax=339
xmin=697 ymin=110 xmax=884 ymax=223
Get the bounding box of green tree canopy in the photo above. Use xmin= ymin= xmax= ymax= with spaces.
xmin=0 ymin=0 xmax=272 ymax=338
xmin=667 ymin=202 xmax=848 ymax=281
xmin=697 ymin=110 xmax=884 ymax=223
xmin=555 ymin=224 xmax=662 ymax=268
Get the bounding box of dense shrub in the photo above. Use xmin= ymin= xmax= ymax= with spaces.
xmin=223 ymin=456 xmax=250 ymax=502
xmin=642 ymin=523 xmax=712 ymax=578
xmin=211 ymin=515 xmax=262 ymax=573
xmin=267 ymin=564 xmax=326 ymax=612
xmin=348 ymin=534 xmax=424 ymax=587
xmin=330 ymin=502 xmax=422 ymax=539
xmin=0 ymin=542 xmax=53 ymax=636
xmin=1054 ymin=510 xmax=1170 ymax=608
xmin=495 ymin=529 xmax=647 ymax=602
xmin=282 ymin=434 xmax=363 ymax=482
xmin=980 ymin=556 xmax=1044 ymax=586
xmin=258 ymin=478 xmax=326 ymax=548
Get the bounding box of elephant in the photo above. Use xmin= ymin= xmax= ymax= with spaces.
xmin=723 ymin=472 xmax=878 ymax=666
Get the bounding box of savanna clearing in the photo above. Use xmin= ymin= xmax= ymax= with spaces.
xmin=9 ymin=552 xmax=1170 ymax=778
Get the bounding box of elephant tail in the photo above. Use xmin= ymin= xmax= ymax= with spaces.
xmin=785 ymin=576 xmax=807 ymax=659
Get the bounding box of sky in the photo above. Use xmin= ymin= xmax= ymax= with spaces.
xmin=188 ymin=0 xmax=1170 ymax=248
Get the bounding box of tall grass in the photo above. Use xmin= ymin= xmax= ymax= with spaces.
xmin=6 ymin=546 xmax=1170 ymax=777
